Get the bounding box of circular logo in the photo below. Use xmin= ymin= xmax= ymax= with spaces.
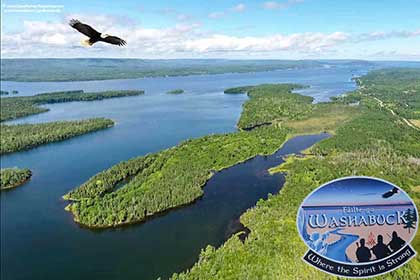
xmin=297 ymin=176 xmax=418 ymax=278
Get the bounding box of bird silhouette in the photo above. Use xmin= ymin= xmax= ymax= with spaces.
xmin=382 ymin=187 xmax=399 ymax=198
xmin=69 ymin=19 xmax=126 ymax=47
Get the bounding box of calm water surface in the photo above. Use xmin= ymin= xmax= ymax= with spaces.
xmin=1 ymin=65 xmax=369 ymax=280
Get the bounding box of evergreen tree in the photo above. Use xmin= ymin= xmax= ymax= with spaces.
xmin=403 ymin=208 xmax=417 ymax=233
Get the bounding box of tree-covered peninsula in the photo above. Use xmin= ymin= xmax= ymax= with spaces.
xmin=63 ymin=81 xmax=358 ymax=228
xmin=64 ymin=125 xmax=290 ymax=226
xmin=224 ymin=84 xmax=312 ymax=130
xmin=171 ymin=68 xmax=420 ymax=280
xmin=0 ymin=89 xmax=144 ymax=122
xmin=1 ymin=118 xmax=114 ymax=154
xmin=1 ymin=168 xmax=32 ymax=190
xmin=61 ymin=68 xmax=420 ymax=278
xmin=63 ymin=82 xmax=358 ymax=227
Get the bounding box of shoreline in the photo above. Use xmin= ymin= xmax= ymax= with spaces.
xmin=1 ymin=174 xmax=32 ymax=191
xmin=0 ymin=67 xmax=311 ymax=83
xmin=65 ymin=132 xmax=329 ymax=229
xmin=63 ymin=83 xmax=339 ymax=229
xmin=1 ymin=119 xmax=115 ymax=155
xmin=64 ymin=134 xmax=294 ymax=228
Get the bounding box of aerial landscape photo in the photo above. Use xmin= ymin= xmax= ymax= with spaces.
xmin=0 ymin=1 xmax=419 ymax=279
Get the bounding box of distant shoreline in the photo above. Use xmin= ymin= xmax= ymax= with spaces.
xmin=0 ymin=58 xmax=379 ymax=82
xmin=0 ymin=68 xmax=301 ymax=82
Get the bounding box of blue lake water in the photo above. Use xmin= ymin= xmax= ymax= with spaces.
xmin=1 ymin=64 xmax=381 ymax=279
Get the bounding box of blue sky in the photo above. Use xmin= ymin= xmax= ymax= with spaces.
xmin=1 ymin=0 xmax=420 ymax=59
xmin=303 ymin=178 xmax=412 ymax=206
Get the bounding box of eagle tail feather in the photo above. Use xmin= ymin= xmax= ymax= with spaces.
xmin=81 ymin=39 xmax=93 ymax=47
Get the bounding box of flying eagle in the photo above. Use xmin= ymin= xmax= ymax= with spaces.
xmin=69 ymin=19 xmax=126 ymax=47
xmin=382 ymin=187 xmax=399 ymax=199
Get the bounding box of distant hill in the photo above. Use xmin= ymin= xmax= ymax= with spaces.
xmin=1 ymin=58 xmax=373 ymax=82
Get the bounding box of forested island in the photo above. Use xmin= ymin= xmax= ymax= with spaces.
xmin=167 ymin=89 xmax=184 ymax=94
xmin=61 ymin=68 xmax=420 ymax=279
xmin=0 ymin=89 xmax=144 ymax=122
xmin=0 ymin=168 xmax=32 ymax=190
xmin=0 ymin=59 xmax=374 ymax=82
xmin=0 ymin=89 xmax=145 ymax=155
xmin=1 ymin=118 xmax=114 ymax=154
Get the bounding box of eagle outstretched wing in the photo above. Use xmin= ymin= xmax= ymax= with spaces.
xmin=69 ymin=19 xmax=101 ymax=38
xmin=101 ymin=35 xmax=127 ymax=46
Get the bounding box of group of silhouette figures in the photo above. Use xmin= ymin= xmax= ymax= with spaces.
xmin=355 ymin=231 xmax=406 ymax=262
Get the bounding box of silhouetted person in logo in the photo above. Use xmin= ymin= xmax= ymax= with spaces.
xmin=371 ymin=235 xmax=391 ymax=260
xmin=356 ymin=238 xmax=371 ymax=262
xmin=388 ymin=231 xmax=405 ymax=252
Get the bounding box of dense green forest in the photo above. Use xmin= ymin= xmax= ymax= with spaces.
xmin=0 ymin=90 xmax=144 ymax=121
xmin=173 ymin=148 xmax=420 ymax=280
xmin=1 ymin=118 xmax=114 ymax=154
xmin=167 ymin=89 xmax=184 ymax=94
xmin=1 ymin=59 xmax=333 ymax=82
xmin=225 ymin=84 xmax=313 ymax=129
xmin=62 ymin=82 xmax=368 ymax=228
xmin=171 ymin=69 xmax=420 ymax=279
xmin=54 ymin=68 xmax=419 ymax=277
xmin=63 ymin=81 xmax=370 ymax=228
xmin=354 ymin=68 xmax=420 ymax=120
xmin=1 ymin=168 xmax=32 ymax=190
xmin=64 ymin=125 xmax=289 ymax=227
xmin=312 ymin=109 xmax=419 ymax=157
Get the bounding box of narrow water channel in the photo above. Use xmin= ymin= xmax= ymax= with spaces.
xmin=124 ymin=133 xmax=330 ymax=280
xmin=1 ymin=65 xmax=369 ymax=280
xmin=1 ymin=133 xmax=329 ymax=280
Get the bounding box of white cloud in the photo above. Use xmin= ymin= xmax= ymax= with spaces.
xmin=356 ymin=30 xmax=420 ymax=41
xmin=209 ymin=4 xmax=246 ymax=20
xmin=183 ymin=32 xmax=348 ymax=53
xmin=263 ymin=1 xmax=283 ymax=10
xmin=208 ymin=12 xmax=225 ymax=19
xmin=177 ymin=14 xmax=192 ymax=21
xmin=364 ymin=50 xmax=420 ymax=60
xmin=152 ymin=8 xmax=194 ymax=23
xmin=232 ymin=3 xmax=246 ymax=12
xmin=2 ymin=15 xmax=420 ymax=59
xmin=155 ymin=8 xmax=176 ymax=15
xmin=263 ymin=0 xmax=304 ymax=10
